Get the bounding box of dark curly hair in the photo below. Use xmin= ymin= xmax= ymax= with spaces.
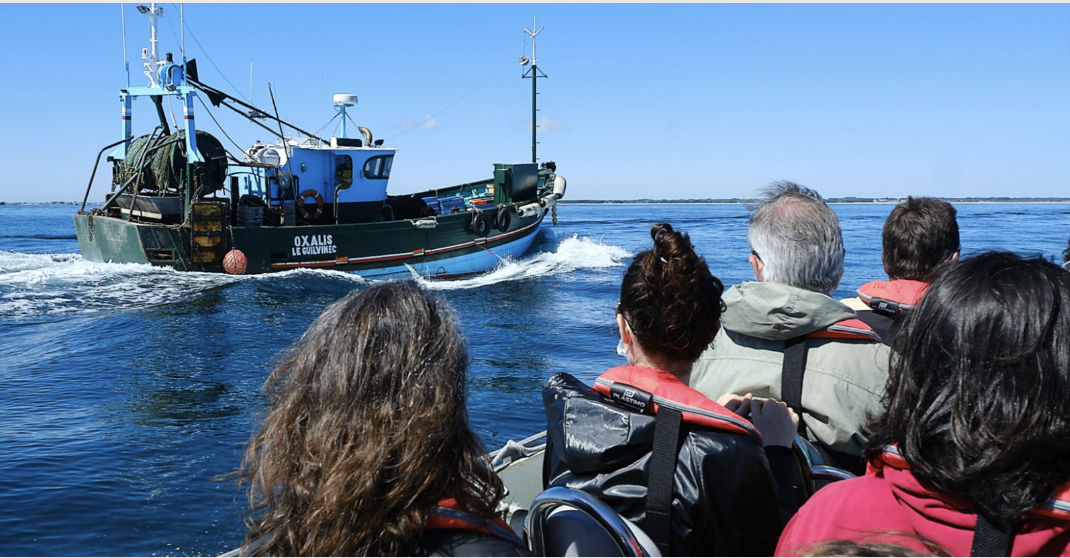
xmin=865 ymin=252 xmax=1070 ymax=526
xmin=238 ymin=280 xmax=504 ymax=556
xmin=618 ymin=223 xmax=726 ymax=363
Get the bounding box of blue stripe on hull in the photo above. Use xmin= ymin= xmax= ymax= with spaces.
xmin=349 ymin=224 xmax=543 ymax=279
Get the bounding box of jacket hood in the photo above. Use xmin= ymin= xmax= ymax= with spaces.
xmin=720 ymin=282 xmax=856 ymax=340
xmin=543 ymin=372 xmax=657 ymax=475
xmin=870 ymin=447 xmax=1070 ymax=554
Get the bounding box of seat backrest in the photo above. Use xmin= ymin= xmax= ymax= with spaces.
xmin=793 ymin=435 xmax=856 ymax=500
xmin=527 ymin=487 xmax=660 ymax=557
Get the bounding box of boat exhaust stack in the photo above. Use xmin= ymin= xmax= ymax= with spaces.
xmin=358 ymin=126 xmax=373 ymax=148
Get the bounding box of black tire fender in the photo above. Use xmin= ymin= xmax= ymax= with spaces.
xmin=495 ymin=207 xmax=512 ymax=232
xmin=470 ymin=212 xmax=491 ymax=237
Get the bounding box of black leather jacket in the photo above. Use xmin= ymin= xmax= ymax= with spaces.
xmin=542 ymin=372 xmax=796 ymax=557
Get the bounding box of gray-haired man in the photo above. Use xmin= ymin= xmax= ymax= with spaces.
xmin=690 ymin=182 xmax=889 ymax=473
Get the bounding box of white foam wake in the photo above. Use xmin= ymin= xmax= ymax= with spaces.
xmin=0 ymin=248 xmax=376 ymax=320
xmin=0 ymin=252 xmax=240 ymax=319
xmin=411 ymin=234 xmax=632 ymax=291
xmin=0 ymin=235 xmax=621 ymax=316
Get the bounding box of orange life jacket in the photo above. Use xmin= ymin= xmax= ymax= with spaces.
xmin=425 ymin=497 xmax=524 ymax=546
xmin=592 ymin=365 xmax=763 ymax=444
xmin=806 ymin=316 xmax=882 ymax=342
xmin=857 ymin=279 xmax=930 ymax=317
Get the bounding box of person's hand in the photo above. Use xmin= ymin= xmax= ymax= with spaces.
xmin=716 ymin=392 xmax=754 ymax=419
xmin=749 ymin=398 xmax=799 ymax=448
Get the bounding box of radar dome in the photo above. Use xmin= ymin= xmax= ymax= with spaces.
xmin=333 ymin=94 xmax=358 ymax=107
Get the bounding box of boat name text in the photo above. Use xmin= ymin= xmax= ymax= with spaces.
xmin=292 ymin=234 xmax=337 ymax=256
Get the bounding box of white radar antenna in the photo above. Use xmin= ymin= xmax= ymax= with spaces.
xmin=333 ymin=94 xmax=358 ymax=139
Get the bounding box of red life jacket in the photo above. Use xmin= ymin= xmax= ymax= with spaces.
xmin=425 ymin=497 xmax=524 ymax=547
xmin=592 ymin=365 xmax=763 ymax=445
xmin=806 ymin=316 xmax=882 ymax=342
xmin=868 ymin=445 xmax=1070 ymax=521
xmin=857 ymin=279 xmax=929 ymax=316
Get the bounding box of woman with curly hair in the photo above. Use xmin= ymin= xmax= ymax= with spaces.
xmin=238 ymin=280 xmax=528 ymax=556
xmin=543 ymin=223 xmax=799 ymax=556
xmin=776 ymin=252 xmax=1070 ymax=556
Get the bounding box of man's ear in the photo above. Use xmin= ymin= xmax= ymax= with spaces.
xmin=749 ymin=253 xmax=764 ymax=281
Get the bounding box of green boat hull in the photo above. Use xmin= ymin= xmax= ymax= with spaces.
xmin=74 ymin=208 xmax=546 ymax=277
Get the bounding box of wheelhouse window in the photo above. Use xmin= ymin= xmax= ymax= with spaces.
xmin=363 ymin=155 xmax=393 ymax=179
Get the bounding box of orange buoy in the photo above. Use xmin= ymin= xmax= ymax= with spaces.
xmin=223 ymin=249 xmax=248 ymax=275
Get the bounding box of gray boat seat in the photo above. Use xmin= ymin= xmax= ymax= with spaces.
xmin=793 ymin=435 xmax=856 ymax=499
xmin=526 ymin=486 xmax=660 ymax=557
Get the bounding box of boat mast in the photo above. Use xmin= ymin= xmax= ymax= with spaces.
xmin=522 ymin=16 xmax=547 ymax=164
xmin=139 ymin=3 xmax=163 ymax=88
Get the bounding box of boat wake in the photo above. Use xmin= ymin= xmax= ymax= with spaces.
xmin=411 ymin=234 xmax=632 ymax=291
xmin=0 ymin=251 xmax=244 ymax=319
xmin=0 ymin=235 xmax=624 ymax=318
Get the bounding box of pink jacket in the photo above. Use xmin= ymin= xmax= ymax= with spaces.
xmin=775 ymin=447 xmax=1070 ymax=556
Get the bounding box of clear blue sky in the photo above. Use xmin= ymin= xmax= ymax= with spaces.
xmin=3 ymin=3 xmax=1070 ymax=203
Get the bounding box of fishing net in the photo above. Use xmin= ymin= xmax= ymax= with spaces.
xmin=123 ymin=130 xmax=227 ymax=194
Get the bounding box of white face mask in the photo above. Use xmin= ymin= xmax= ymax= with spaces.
xmin=616 ymin=337 xmax=628 ymax=357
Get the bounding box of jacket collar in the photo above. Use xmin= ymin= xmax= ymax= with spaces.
xmin=720 ymin=281 xmax=857 ymax=340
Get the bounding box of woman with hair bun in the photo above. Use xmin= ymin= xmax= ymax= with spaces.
xmin=776 ymin=252 xmax=1070 ymax=557
xmin=238 ymin=280 xmax=529 ymax=557
xmin=543 ymin=224 xmax=800 ymax=556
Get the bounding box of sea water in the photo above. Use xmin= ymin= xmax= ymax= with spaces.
xmin=1 ymin=202 xmax=1067 ymax=556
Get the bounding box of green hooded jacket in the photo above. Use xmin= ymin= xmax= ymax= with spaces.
xmin=690 ymin=281 xmax=890 ymax=457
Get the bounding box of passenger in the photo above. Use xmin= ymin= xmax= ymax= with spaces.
xmin=842 ymin=196 xmax=959 ymax=342
xmin=237 ymin=281 xmax=529 ymax=557
xmin=543 ymin=223 xmax=799 ymax=556
xmin=335 ymin=156 xmax=353 ymax=188
xmin=776 ymin=252 xmax=1070 ymax=557
xmin=690 ymin=181 xmax=889 ymax=474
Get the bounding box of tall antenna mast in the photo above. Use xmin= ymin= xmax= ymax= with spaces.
xmin=180 ymin=3 xmax=185 ymax=85
xmin=521 ymin=15 xmax=547 ymax=164
xmin=137 ymin=3 xmax=164 ymax=87
xmin=121 ymin=4 xmax=130 ymax=87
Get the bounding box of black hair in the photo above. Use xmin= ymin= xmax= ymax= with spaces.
xmin=865 ymin=251 xmax=1070 ymax=525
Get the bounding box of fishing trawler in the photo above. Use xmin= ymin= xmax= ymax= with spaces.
xmin=74 ymin=4 xmax=565 ymax=277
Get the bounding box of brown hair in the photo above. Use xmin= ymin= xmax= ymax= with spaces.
xmin=802 ymin=536 xmax=949 ymax=557
xmin=618 ymin=223 xmax=725 ymax=363
xmin=238 ymin=280 xmax=504 ymax=556
xmin=881 ymin=197 xmax=959 ymax=281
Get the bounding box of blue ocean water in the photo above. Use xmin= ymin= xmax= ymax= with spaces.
xmin=1 ymin=202 xmax=1067 ymax=556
